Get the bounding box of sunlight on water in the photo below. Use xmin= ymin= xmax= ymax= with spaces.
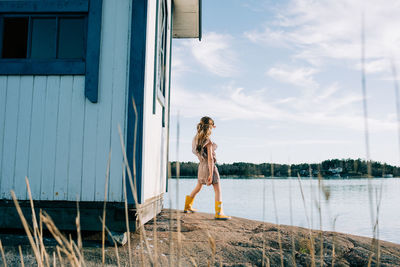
xmin=165 ymin=178 xmax=400 ymax=244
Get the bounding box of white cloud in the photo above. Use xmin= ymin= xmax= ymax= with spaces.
xmin=184 ymin=32 xmax=239 ymax=77
xmin=267 ymin=66 xmax=319 ymax=90
xmin=355 ymin=58 xmax=389 ymax=74
xmin=171 ymin=84 xmax=284 ymax=121
xmin=170 ymin=82 xmax=395 ymax=132
xmin=245 ymin=0 xmax=400 ymax=72
xmin=315 ymin=84 xmax=339 ymax=100
xmin=245 ymin=27 xmax=289 ymax=47
xmin=237 ymin=139 xmax=352 ymax=148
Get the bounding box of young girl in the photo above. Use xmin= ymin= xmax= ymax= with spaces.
xmin=183 ymin=116 xmax=231 ymax=220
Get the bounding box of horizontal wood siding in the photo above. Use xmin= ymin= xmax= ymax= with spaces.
xmin=0 ymin=0 xmax=131 ymax=202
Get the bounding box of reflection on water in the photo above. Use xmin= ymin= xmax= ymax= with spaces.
xmin=165 ymin=178 xmax=400 ymax=244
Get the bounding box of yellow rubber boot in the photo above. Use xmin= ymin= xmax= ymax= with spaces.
xmin=215 ymin=201 xmax=231 ymax=220
xmin=184 ymin=195 xmax=197 ymax=213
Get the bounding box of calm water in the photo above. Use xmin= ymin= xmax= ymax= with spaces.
xmin=165 ymin=178 xmax=400 ymax=244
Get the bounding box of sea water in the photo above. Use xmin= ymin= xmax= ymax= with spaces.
xmin=165 ymin=178 xmax=400 ymax=244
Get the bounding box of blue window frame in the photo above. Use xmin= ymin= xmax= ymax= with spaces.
xmin=153 ymin=0 xmax=168 ymax=127
xmin=153 ymin=0 xmax=168 ymax=119
xmin=0 ymin=0 xmax=103 ymax=103
xmin=1 ymin=14 xmax=87 ymax=60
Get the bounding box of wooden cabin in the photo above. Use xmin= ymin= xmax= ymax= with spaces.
xmin=0 ymin=0 xmax=201 ymax=232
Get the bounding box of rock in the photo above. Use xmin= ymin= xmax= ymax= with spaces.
xmin=1 ymin=209 xmax=400 ymax=266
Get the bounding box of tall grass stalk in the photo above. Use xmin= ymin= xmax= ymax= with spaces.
xmin=0 ymin=239 xmax=6 ymax=267
xmin=99 ymin=217 xmax=121 ymax=267
xmin=372 ymin=183 xmax=384 ymax=267
xmin=360 ymin=13 xmax=380 ymax=266
xmin=261 ymin=160 xmax=267 ymax=267
xmin=297 ymin=174 xmax=316 ymax=267
xmin=288 ymin=165 xmax=297 ymax=267
xmin=56 ymin=246 xmax=64 ymax=267
xmin=38 ymin=211 xmax=50 ymax=267
xmin=118 ymin=97 xmax=154 ymax=265
xmin=189 ymin=257 xmax=197 ymax=267
xmin=152 ymin=212 xmax=159 ymax=267
xmin=19 ymin=245 xmax=25 ymax=267
xmin=101 ymin=150 xmax=111 ymax=266
xmin=331 ymin=216 xmax=338 ymax=267
xmin=75 ymin=201 xmax=83 ymax=265
xmin=167 ymin=162 xmax=174 ymax=267
xmin=175 ymin=112 xmax=182 ymax=267
xmin=40 ymin=211 xmax=81 ymax=266
xmin=122 ymin=164 xmax=133 ymax=267
xmin=308 ymin=165 xmax=314 ymax=232
xmin=114 ymin=241 xmax=121 ymax=267
xmin=207 ymin=230 xmax=216 ymax=266
xmin=25 ymin=177 xmax=42 ymax=263
xmin=317 ymin=166 xmax=324 ymax=266
xmin=270 ymin=163 xmax=284 ymax=267
xmin=10 ymin=190 xmax=42 ymax=265
xmin=390 ymin=59 xmax=400 ymax=162
xmin=26 ymin=177 xmax=51 ymax=266
xmin=118 ymin=131 xmax=152 ymax=266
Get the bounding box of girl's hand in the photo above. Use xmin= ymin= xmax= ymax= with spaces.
xmin=206 ymin=175 xmax=212 ymax=186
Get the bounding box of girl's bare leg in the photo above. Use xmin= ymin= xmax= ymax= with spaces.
xmin=212 ymin=183 xmax=222 ymax=202
xmin=189 ymin=182 xmax=203 ymax=198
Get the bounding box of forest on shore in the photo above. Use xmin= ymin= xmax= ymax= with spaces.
xmin=169 ymin=158 xmax=400 ymax=178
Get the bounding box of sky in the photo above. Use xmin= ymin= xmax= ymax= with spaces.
xmin=168 ymin=0 xmax=400 ymax=166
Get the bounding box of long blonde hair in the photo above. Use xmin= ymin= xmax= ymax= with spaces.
xmin=195 ymin=116 xmax=215 ymax=157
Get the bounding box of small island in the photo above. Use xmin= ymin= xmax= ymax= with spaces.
xmin=170 ymin=158 xmax=400 ymax=178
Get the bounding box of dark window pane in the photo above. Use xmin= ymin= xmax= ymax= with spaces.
xmin=58 ymin=17 xmax=85 ymax=59
xmin=2 ymin=17 xmax=29 ymax=58
xmin=31 ymin=18 xmax=57 ymax=59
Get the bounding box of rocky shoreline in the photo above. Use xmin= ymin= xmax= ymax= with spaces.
xmin=1 ymin=209 xmax=400 ymax=266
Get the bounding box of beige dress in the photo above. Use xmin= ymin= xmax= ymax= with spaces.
xmin=192 ymin=138 xmax=220 ymax=185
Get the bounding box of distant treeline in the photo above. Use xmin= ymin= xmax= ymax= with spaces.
xmin=170 ymin=159 xmax=400 ymax=178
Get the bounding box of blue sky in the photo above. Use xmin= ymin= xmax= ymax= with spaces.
xmin=169 ymin=0 xmax=400 ymax=165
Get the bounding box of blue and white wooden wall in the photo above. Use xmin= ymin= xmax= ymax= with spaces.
xmin=0 ymin=0 xmax=131 ymax=203
xmin=0 ymin=0 xmax=200 ymax=216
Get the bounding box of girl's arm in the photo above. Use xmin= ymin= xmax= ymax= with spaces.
xmin=207 ymin=143 xmax=214 ymax=184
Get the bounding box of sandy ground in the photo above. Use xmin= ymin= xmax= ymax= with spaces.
xmin=1 ymin=209 xmax=400 ymax=266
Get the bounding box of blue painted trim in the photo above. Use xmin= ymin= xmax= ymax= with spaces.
xmin=26 ymin=16 xmax=32 ymax=58
xmin=152 ymin=0 xmax=159 ymax=115
xmin=0 ymin=17 xmax=3 ymax=56
xmin=54 ymin=16 xmax=59 ymax=58
xmin=0 ymin=60 xmax=85 ymax=74
xmin=0 ymin=1 xmax=89 ymax=13
xmin=126 ymin=0 xmax=148 ymax=205
xmin=198 ymin=0 xmax=202 ymax=41
xmin=160 ymin=0 xmax=168 ymax=127
xmin=0 ymin=14 xmax=87 ymax=74
xmin=84 ymin=0 xmax=102 ymax=103
xmin=165 ymin=2 xmax=173 ymax=193
xmin=0 ymin=1 xmax=101 ymax=104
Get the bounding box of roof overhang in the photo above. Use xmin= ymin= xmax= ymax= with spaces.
xmin=172 ymin=0 xmax=202 ymax=41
